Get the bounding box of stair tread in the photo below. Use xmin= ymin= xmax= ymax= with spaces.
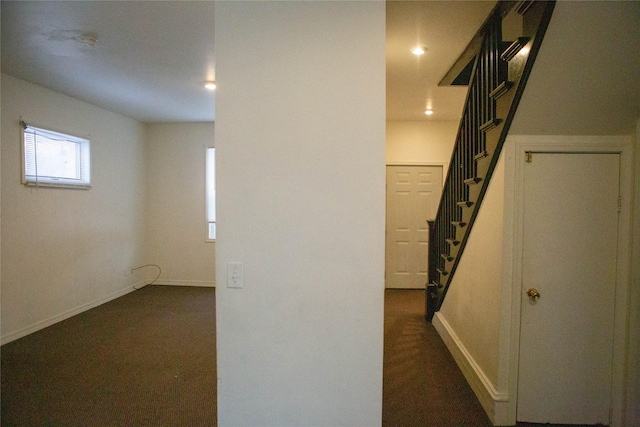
xmin=474 ymin=150 xmax=489 ymax=161
xmin=464 ymin=177 xmax=482 ymax=185
xmin=426 ymin=0 xmax=553 ymax=321
xmin=479 ymin=118 xmax=502 ymax=133
xmin=436 ymin=268 xmax=449 ymax=276
xmin=441 ymin=253 xmax=454 ymax=262
xmin=489 ymin=80 xmax=513 ymax=100
xmin=501 ymin=37 xmax=531 ymax=61
xmin=429 ymin=280 xmax=443 ymax=289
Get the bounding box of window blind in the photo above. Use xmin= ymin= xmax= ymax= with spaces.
xmin=22 ymin=123 xmax=91 ymax=188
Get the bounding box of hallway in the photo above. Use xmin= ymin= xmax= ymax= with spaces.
xmin=383 ymin=289 xmax=492 ymax=426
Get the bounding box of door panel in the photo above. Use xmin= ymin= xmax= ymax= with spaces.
xmin=385 ymin=165 xmax=442 ymax=289
xmin=517 ymin=153 xmax=619 ymax=424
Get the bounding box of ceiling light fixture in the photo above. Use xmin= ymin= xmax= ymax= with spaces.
xmin=204 ymin=81 xmax=216 ymax=90
xmin=412 ymin=47 xmax=426 ymax=56
xmin=425 ymin=109 xmax=434 ymax=116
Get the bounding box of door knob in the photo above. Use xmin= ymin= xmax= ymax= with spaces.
xmin=526 ymin=288 xmax=540 ymax=302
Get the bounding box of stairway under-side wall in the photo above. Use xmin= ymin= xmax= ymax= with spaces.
xmin=427 ymin=0 xmax=555 ymax=321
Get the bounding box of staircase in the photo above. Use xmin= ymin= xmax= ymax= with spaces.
xmin=426 ymin=0 xmax=555 ymax=321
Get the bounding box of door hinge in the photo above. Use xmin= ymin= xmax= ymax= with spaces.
xmin=525 ymin=152 xmax=532 ymax=163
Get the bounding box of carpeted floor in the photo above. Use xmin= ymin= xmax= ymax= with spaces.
xmin=1 ymin=286 xmax=217 ymax=426
xmin=2 ymin=286 xmax=502 ymax=426
xmin=383 ymin=289 xmax=492 ymax=426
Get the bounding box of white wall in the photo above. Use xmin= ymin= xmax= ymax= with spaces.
xmin=509 ymin=1 xmax=640 ymax=136
xmin=386 ymin=120 xmax=457 ymax=171
xmin=144 ymin=122 xmax=215 ymax=287
xmin=438 ymin=155 xmax=505 ymax=385
xmin=1 ymin=75 xmax=147 ymax=344
xmin=630 ymin=118 xmax=640 ymax=426
xmin=215 ymin=2 xmax=385 ymax=426
xmin=434 ymin=154 xmax=507 ymax=423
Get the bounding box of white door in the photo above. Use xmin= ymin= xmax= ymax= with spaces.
xmin=517 ymin=153 xmax=620 ymax=424
xmin=385 ymin=165 xmax=442 ymax=289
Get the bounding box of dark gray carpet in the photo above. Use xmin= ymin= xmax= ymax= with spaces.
xmin=1 ymin=286 xmax=217 ymax=426
xmin=383 ymin=289 xmax=493 ymax=426
xmin=3 ymin=286 xmax=556 ymax=426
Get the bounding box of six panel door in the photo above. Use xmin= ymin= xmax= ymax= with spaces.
xmin=385 ymin=165 xmax=443 ymax=289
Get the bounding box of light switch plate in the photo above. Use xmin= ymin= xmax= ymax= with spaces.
xmin=227 ymin=262 xmax=244 ymax=288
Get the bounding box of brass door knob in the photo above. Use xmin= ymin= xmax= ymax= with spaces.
xmin=526 ymin=288 xmax=541 ymax=301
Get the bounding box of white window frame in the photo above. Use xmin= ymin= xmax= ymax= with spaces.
xmin=206 ymin=147 xmax=216 ymax=241
xmin=21 ymin=122 xmax=91 ymax=189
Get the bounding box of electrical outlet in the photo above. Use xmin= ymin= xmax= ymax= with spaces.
xmin=227 ymin=262 xmax=244 ymax=288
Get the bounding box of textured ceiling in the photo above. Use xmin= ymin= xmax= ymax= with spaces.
xmin=2 ymin=1 xmax=499 ymax=124
xmin=1 ymin=1 xmax=216 ymax=123
xmin=5 ymin=1 xmax=637 ymax=132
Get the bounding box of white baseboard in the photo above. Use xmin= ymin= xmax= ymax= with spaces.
xmin=151 ymin=280 xmax=215 ymax=288
xmin=1 ymin=283 xmax=143 ymax=345
xmin=433 ymin=312 xmax=510 ymax=426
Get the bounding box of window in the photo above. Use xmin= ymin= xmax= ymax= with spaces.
xmin=21 ymin=122 xmax=91 ymax=188
xmin=206 ymin=147 xmax=216 ymax=241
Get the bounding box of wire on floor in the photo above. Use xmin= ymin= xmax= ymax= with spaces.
xmin=131 ymin=264 xmax=162 ymax=290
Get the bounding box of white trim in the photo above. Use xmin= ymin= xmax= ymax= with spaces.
xmin=205 ymin=147 xmax=216 ymax=242
xmin=385 ymin=161 xmax=446 ymax=166
xmin=153 ymin=280 xmax=215 ymax=288
xmin=21 ymin=123 xmax=91 ymax=189
xmin=386 ymin=161 xmax=448 ymax=183
xmin=19 ymin=119 xmax=91 ymax=141
xmin=507 ymin=135 xmax=633 ymax=426
xmin=0 ymin=284 xmax=142 ymax=345
xmin=501 ymin=140 xmax=519 ymax=425
xmin=433 ymin=312 xmax=509 ymax=425
xmin=23 ymin=181 xmax=91 ymax=190
xmin=628 ymin=118 xmax=640 ymax=427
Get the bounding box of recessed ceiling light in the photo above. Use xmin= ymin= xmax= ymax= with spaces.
xmin=412 ymin=47 xmax=426 ymax=56
xmin=204 ymin=81 xmax=216 ymax=90
xmin=425 ymin=109 xmax=434 ymax=116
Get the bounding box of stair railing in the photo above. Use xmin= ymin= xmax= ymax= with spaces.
xmin=427 ymin=0 xmax=556 ymax=320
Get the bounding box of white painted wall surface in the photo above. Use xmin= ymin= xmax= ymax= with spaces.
xmin=144 ymin=123 xmax=215 ymax=287
xmin=386 ymin=120 xmax=457 ymax=169
xmin=438 ymin=154 xmax=505 ymax=389
xmin=630 ymin=118 xmax=640 ymax=426
xmin=509 ymin=1 xmax=640 ymax=136
xmin=0 ymin=74 xmax=147 ymax=343
xmin=215 ymin=2 xmax=385 ymax=426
